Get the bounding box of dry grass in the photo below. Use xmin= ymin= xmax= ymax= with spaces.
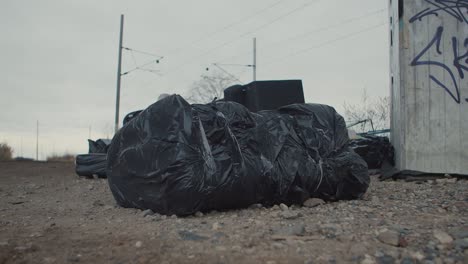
xmin=46 ymin=153 xmax=75 ymax=162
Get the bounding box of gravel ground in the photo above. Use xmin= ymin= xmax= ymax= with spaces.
xmin=0 ymin=161 xmax=467 ymax=264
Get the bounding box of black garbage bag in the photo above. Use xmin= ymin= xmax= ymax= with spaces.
xmin=107 ymin=95 xmax=369 ymax=215
xmin=349 ymin=135 xmax=394 ymax=169
xmin=75 ymin=139 xmax=110 ymax=178
xmin=76 ymin=154 xmax=107 ymax=178
xmin=88 ymin=139 xmax=111 ymax=154
xmin=123 ymin=110 xmax=143 ymax=126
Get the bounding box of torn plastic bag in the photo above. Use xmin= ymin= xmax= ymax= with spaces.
xmin=76 ymin=154 xmax=107 ymax=178
xmin=88 ymin=139 xmax=111 ymax=154
xmin=349 ymin=135 xmax=394 ymax=169
xmin=107 ymin=95 xmax=369 ymax=216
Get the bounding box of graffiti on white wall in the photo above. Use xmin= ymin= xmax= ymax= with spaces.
xmin=409 ymin=0 xmax=468 ymax=104
xmin=409 ymin=0 xmax=468 ymax=23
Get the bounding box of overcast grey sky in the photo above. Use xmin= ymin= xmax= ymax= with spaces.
xmin=0 ymin=0 xmax=389 ymax=159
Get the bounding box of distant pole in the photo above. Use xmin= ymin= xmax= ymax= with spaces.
xmin=115 ymin=14 xmax=124 ymax=134
xmin=253 ymin=37 xmax=257 ymax=82
xmin=88 ymin=125 xmax=92 ymax=139
xmin=36 ymin=121 xmax=39 ymax=161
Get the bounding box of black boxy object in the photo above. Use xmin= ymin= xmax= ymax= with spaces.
xmin=224 ymin=80 xmax=305 ymax=112
xmin=224 ymin=84 xmax=245 ymax=106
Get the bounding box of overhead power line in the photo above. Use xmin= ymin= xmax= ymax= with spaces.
xmin=218 ymin=8 xmax=385 ymax=63
xmin=127 ymin=0 xmax=292 ymax=90
xmin=121 ymin=47 xmax=164 ymax=76
xmin=163 ymin=0 xmax=321 ymax=76
xmin=210 ymin=63 xmax=245 ymax=84
xmin=212 ymin=63 xmax=254 ymax=67
xmin=163 ymin=0 xmax=286 ymax=55
xmin=122 ymin=59 xmax=161 ymax=75
xmin=123 ymin=47 xmax=163 ymax=58
xmin=281 ymin=8 xmax=385 ymax=44
xmin=289 ymin=22 xmax=387 ymax=57
xmin=262 ymin=22 xmax=388 ymax=68
xmin=130 ymin=50 xmax=138 ymax=67
xmin=137 ymin=68 xmax=163 ymax=76
xmin=238 ymin=0 xmax=321 ymax=37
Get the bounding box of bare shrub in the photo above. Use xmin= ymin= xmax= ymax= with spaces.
xmin=186 ymin=70 xmax=237 ymax=104
xmin=0 ymin=143 xmax=13 ymax=161
xmin=343 ymin=89 xmax=390 ymax=133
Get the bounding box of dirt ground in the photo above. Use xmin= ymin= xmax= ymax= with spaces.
xmin=0 ymin=161 xmax=467 ymax=264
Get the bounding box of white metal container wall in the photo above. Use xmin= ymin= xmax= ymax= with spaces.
xmin=389 ymin=0 xmax=468 ymax=174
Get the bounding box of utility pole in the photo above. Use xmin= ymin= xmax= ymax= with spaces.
xmin=36 ymin=121 xmax=39 ymax=161
xmin=253 ymin=37 xmax=257 ymax=82
xmin=115 ymin=14 xmax=124 ymax=134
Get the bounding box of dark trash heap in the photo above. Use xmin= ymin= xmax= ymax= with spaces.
xmin=75 ymin=139 xmax=110 ymax=178
xmin=106 ymin=95 xmax=370 ymax=216
xmin=349 ymin=135 xmax=394 ymax=170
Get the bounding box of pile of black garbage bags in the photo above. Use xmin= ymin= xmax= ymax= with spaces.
xmin=75 ymin=139 xmax=110 ymax=178
xmin=349 ymin=135 xmax=394 ymax=170
xmin=106 ymin=95 xmax=369 ymax=216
